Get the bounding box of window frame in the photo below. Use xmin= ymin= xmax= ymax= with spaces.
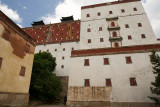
xmin=128 ymin=35 xmax=132 ymax=40
xmin=106 ymin=79 xmax=112 ymax=87
xmin=99 ymin=27 xmax=102 ymax=31
xmin=141 ymin=34 xmax=146 ymax=39
xmin=133 ymin=7 xmax=137 ymax=11
xmin=109 ymin=11 xmax=113 ymax=14
xmin=87 ymin=28 xmax=91 ymax=32
xmin=88 ymin=39 xmax=91 ymax=43
xmin=84 ymin=79 xmax=90 ymax=87
xmin=138 ymin=23 xmax=142 ymax=27
xmin=100 ymin=38 xmax=104 ymax=42
xmin=121 ymin=9 xmax=125 ymax=13
xmin=97 ymin=12 xmax=101 ymax=16
xmin=130 ymin=77 xmax=137 ymax=86
xmin=126 ymin=56 xmax=132 ymax=64
xmin=125 ymin=24 xmax=129 ymax=28
xmin=115 ymin=42 xmax=119 ymax=48
xmin=19 ymin=66 xmax=26 ymax=76
xmin=111 ymin=22 xmax=115 ymax=27
xmin=113 ymin=31 xmax=117 ymax=37
xmin=84 ymin=59 xmax=90 ymax=66
xmin=86 ymin=14 xmax=90 ymax=17
xmin=104 ymin=58 xmax=109 ymax=65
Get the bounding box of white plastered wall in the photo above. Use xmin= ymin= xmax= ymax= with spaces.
xmin=80 ymin=1 xmax=158 ymax=49
xmin=35 ymin=41 xmax=80 ymax=76
xmin=69 ymin=52 xmax=160 ymax=102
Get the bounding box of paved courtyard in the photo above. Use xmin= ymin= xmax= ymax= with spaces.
xmin=37 ymin=104 xmax=65 ymax=107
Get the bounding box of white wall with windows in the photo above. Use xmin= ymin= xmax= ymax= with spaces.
xmin=68 ymin=52 xmax=160 ymax=102
xmin=35 ymin=41 xmax=80 ymax=76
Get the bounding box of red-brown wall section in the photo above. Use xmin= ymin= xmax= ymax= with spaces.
xmin=23 ymin=20 xmax=80 ymax=45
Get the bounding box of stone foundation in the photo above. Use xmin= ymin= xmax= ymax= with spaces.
xmin=67 ymin=101 xmax=111 ymax=107
xmin=67 ymin=101 xmax=160 ymax=107
xmin=67 ymin=86 xmax=112 ymax=101
xmin=0 ymin=92 xmax=29 ymax=106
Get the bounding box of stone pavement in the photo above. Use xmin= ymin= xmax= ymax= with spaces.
xmin=36 ymin=104 xmax=65 ymax=107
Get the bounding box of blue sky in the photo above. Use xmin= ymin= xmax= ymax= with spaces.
xmin=0 ymin=0 xmax=160 ymax=38
xmin=0 ymin=0 xmax=63 ymax=27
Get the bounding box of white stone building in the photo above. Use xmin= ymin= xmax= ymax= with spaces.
xmin=67 ymin=0 xmax=160 ymax=106
xmin=23 ymin=0 xmax=160 ymax=106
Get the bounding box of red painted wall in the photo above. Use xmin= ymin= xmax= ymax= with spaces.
xmin=23 ymin=20 xmax=80 ymax=45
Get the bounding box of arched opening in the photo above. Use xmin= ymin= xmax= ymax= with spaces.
xmin=111 ymin=22 xmax=115 ymax=27
xmin=113 ymin=31 xmax=117 ymax=37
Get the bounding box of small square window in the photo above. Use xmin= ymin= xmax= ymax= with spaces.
xmin=63 ymin=48 xmax=65 ymax=51
xmin=100 ymin=38 xmax=104 ymax=42
xmin=84 ymin=79 xmax=90 ymax=87
xmin=133 ymin=8 xmax=137 ymax=11
xmin=125 ymin=24 xmax=129 ymax=28
xmin=47 ymin=49 xmax=49 ymax=52
xmin=99 ymin=27 xmax=102 ymax=31
xmin=121 ymin=9 xmax=125 ymax=13
xmin=97 ymin=12 xmax=101 ymax=16
xmin=141 ymin=34 xmax=146 ymax=39
xmin=128 ymin=35 xmax=132 ymax=40
xmin=109 ymin=11 xmax=113 ymax=14
xmin=106 ymin=79 xmax=112 ymax=87
xmin=61 ymin=65 xmax=64 ymax=68
xmin=88 ymin=39 xmax=91 ymax=43
xmin=62 ymin=56 xmax=64 ymax=60
xmin=2 ymin=29 xmax=10 ymax=41
xmin=39 ymin=50 xmax=41 ymax=53
xmin=84 ymin=59 xmax=89 ymax=66
xmin=86 ymin=14 xmax=90 ymax=17
xmin=0 ymin=57 xmax=3 ymax=69
xmin=130 ymin=77 xmax=137 ymax=86
xmin=55 ymin=49 xmax=57 ymax=51
xmin=87 ymin=28 xmax=91 ymax=32
xmin=104 ymin=58 xmax=109 ymax=65
xmin=138 ymin=23 xmax=142 ymax=27
xmin=126 ymin=56 xmax=132 ymax=64
xmin=19 ymin=66 xmax=26 ymax=76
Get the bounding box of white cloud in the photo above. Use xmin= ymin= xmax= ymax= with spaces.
xmin=41 ymin=0 xmax=160 ymax=38
xmin=142 ymin=0 xmax=160 ymax=38
xmin=0 ymin=1 xmax=22 ymax=24
xmin=41 ymin=0 xmax=117 ymax=24
xmin=23 ymin=6 xmax=27 ymax=10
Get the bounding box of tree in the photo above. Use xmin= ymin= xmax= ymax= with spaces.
xmin=30 ymin=52 xmax=62 ymax=101
xmin=149 ymin=51 xmax=160 ymax=104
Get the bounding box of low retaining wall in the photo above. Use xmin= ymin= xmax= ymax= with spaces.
xmin=0 ymin=92 xmax=29 ymax=106
xmin=67 ymin=102 xmax=159 ymax=107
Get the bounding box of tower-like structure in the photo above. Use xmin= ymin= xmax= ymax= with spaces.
xmin=79 ymin=0 xmax=157 ymax=49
